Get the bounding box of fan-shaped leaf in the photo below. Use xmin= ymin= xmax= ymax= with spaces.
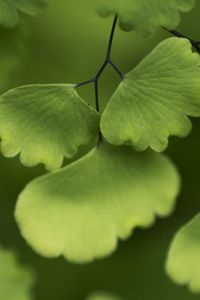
xmin=0 ymin=247 xmax=34 ymax=300
xmin=0 ymin=84 xmax=99 ymax=171
xmin=96 ymin=0 xmax=195 ymax=35
xmin=101 ymin=38 xmax=200 ymax=152
xmin=166 ymin=213 xmax=200 ymax=293
xmin=15 ymin=142 xmax=180 ymax=263
xmin=0 ymin=0 xmax=47 ymax=28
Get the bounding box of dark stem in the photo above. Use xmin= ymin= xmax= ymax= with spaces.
xmin=76 ymin=15 xmax=124 ymax=144
xmin=95 ymin=81 xmax=102 ymax=143
xmin=164 ymin=27 xmax=200 ymax=54
xmin=76 ymin=15 xmax=124 ymax=111
xmin=76 ymin=78 xmax=95 ymax=88
xmin=106 ymin=15 xmax=118 ymax=60
xmin=109 ymin=61 xmax=124 ymax=78
xmin=95 ymin=60 xmax=108 ymax=81
xmin=94 ymin=81 xmax=100 ymax=112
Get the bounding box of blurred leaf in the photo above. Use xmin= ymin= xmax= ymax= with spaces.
xmin=15 ymin=0 xmax=47 ymax=15
xmin=86 ymin=291 xmax=122 ymax=300
xmin=0 ymin=247 xmax=34 ymax=300
xmin=101 ymin=38 xmax=200 ymax=152
xmin=0 ymin=84 xmax=99 ymax=171
xmin=96 ymin=0 xmax=196 ymax=35
xmin=166 ymin=213 xmax=200 ymax=293
xmin=0 ymin=0 xmax=47 ymax=28
xmin=15 ymin=142 xmax=180 ymax=263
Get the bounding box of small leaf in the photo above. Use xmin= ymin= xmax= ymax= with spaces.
xmin=96 ymin=0 xmax=196 ymax=35
xmin=0 ymin=247 xmax=34 ymax=300
xmin=101 ymin=38 xmax=200 ymax=152
xmin=0 ymin=84 xmax=99 ymax=171
xmin=166 ymin=213 xmax=200 ymax=293
xmin=0 ymin=0 xmax=47 ymax=28
xmin=86 ymin=291 xmax=122 ymax=300
xmin=15 ymin=142 xmax=180 ymax=263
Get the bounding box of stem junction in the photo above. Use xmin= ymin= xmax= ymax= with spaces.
xmin=76 ymin=16 xmax=124 ymax=114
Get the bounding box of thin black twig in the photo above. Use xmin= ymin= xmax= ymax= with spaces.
xmin=76 ymin=15 xmax=124 ymax=144
xmin=95 ymin=60 xmax=108 ymax=81
xmin=76 ymin=15 xmax=124 ymax=112
xmin=94 ymin=80 xmax=102 ymax=143
xmin=106 ymin=15 xmax=118 ymax=60
xmin=109 ymin=60 xmax=124 ymax=78
xmin=94 ymin=81 xmax=100 ymax=112
xmin=164 ymin=27 xmax=200 ymax=54
xmin=76 ymin=78 xmax=95 ymax=88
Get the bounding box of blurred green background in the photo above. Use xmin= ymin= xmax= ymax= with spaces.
xmin=1 ymin=0 xmax=200 ymax=299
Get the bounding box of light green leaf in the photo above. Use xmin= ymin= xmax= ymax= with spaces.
xmin=166 ymin=213 xmax=200 ymax=293
xmin=101 ymin=38 xmax=200 ymax=152
xmin=86 ymin=291 xmax=122 ymax=300
xmin=0 ymin=247 xmax=34 ymax=300
xmin=15 ymin=142 xmax=180 ymax=263
xmin=0 ymin=0 xmax=47 ymax=28
xmin=0 ymin=84 xmax=99 ymax=171
xmin=96 ymin=0 xmax=195 ymax=35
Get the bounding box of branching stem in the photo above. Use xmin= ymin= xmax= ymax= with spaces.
xmin=76 ymin=15 xmax=124 ymax=114
xmin=164 ymin=27 xmax=200 ymax=54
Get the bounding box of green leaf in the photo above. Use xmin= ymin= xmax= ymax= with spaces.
xmin=0 ymin=84 xmax=99 ymax=171
xmin=0 ymin=0 xmax=47 ymax=28
xmin=86 ymin=291 xmax=122 ymax=300
xmin=0 ymin=247 xmax=34 ymax=300
xmin=15 ymin=0 xmax=47 ymax=16
xmin=96 ymin=0 xmax=196 ymax=35
xmin=15 ymin=142 xmax=180 ymax=263
xmin=101 ymin=38 xmax=200 ymax=152
xmin=166 ymin=213 xmax=200 ymax=293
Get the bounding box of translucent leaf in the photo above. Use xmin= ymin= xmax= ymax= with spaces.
xmin=15 ymin=142 xmax=180 ymax=263
xmin=0 ymin=0 xmax=47 ymax=28
xmin=96 ymin=0 xmax=196 ymax=35
xmin=166 ymin=213 xmax=200 ymax=293
xmin=0 ymin=247 xmax=34 ymax=300
xmin=101 ymin=38 xmax=200 ymax=152
xmin=0 ymin=84 xmax=99 ymax=171
xmin=86 ymin=291 xmax=122 ymax=300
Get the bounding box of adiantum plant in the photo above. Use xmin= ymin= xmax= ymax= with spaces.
xmin=1 ymin=0 xmax=200 ymax=294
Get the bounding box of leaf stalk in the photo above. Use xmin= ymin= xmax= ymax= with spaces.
xmin=164 ymin=27 xmax=200 ymax=54
xmin=76 ymin=15 xmax=124 ymax=113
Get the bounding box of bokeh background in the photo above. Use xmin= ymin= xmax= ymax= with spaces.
xmin=0 ymin=0 xmax=200 ymax=299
